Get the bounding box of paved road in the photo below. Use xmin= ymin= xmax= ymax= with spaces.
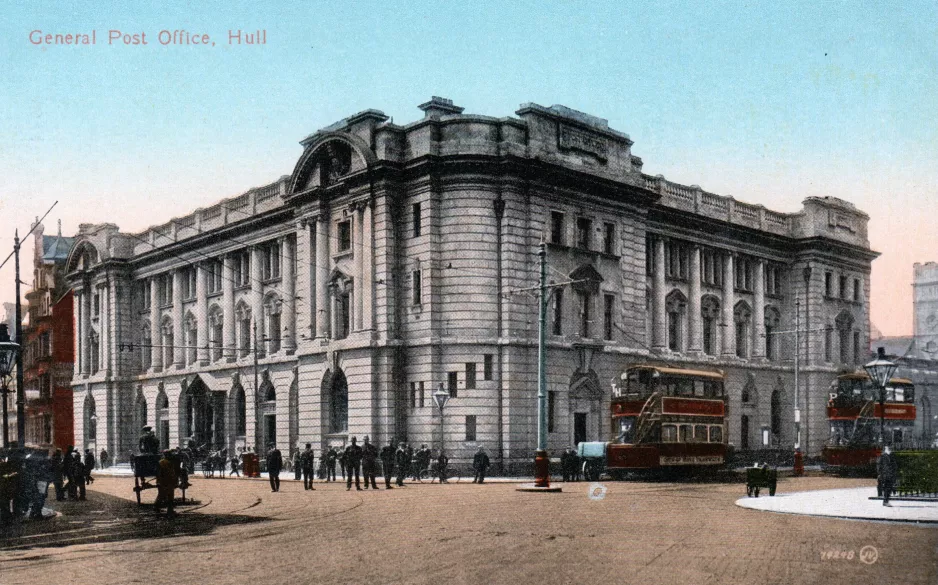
xmin=0 ymin=475 xmax=934 ymax=585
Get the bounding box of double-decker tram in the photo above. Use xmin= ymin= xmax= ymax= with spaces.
xmin=580 ymin=365 xmax=728 ymax=479
xmin=822 ymin=372 xmax=917 ymax=473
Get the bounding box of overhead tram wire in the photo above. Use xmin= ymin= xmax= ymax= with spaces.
xmin=0 ymin=201 xmax=58 ymax=272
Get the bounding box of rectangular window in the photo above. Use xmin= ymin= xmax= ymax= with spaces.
xmin=338 ymin=220 xmax=352 ymax=252
xmin=603 ymin=222 xmax=616 ymax=255
xmin=465 ymin=363 xmax=477 ymax=389
xmin=576 ymin=217 xmax=592 ymax=250
xmin=140 ymin=281 xmax=151 ymax=310
xmin=465 ymin=415 xmax=477 ymax=442
xmin=92 ymin=292 xmax=100 ymax=317
xmin=669 ymin=311 xmax=681 ymax=352
xmin=419 ymin=381 xmax=425 ymax=408
xmin=233 ymin=250 xmax=251 ymax=287
xmin=825 ymin=272 xmax=833 ymax=297
xmin=853 ymin=331 xmax=861 ymax=364
xmin=548 ymin=390 xmax=556 ymax=433
xmin=550 ymin=211 xmax=565 ymax=245
xmin=580 ymin=292 xmax=591 ymax=338
xmin=853 ymin=278 xmax=861 ymax=302
xmin=448 ymin=371 xmax=458 ymax=398
xmin=552 ymin=289 xmax=563 ymax=335
xmin=824 ymin=327 xmax=832 ymax=362
xmin=839 ymin=275 xmax=847 ymax=299
xmin=665 ymin=242 xmax=688 ymax=279
xmin=735 ymin=258 xmax=752 ymax=291
xmin=207 ymin=261 xmax=223 ymax=294
xmin=410 ymin=382 xmax=417 ymax=409
xmin=603 ymin=294 xmax=614 ymax=341
xmin=483 ymin=354 xmax=494 ymax=381
xmin=413 ymin=202 xmax=422 ymax=237
xmin=412 ymin=270 xmax=422 ymax=305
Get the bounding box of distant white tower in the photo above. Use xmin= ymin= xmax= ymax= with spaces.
xmin=913 ymin=262 xmax=938 ymax=352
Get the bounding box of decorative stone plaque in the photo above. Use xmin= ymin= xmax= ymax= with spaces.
xmin=558 ymin=123 xmax=608 ymax=162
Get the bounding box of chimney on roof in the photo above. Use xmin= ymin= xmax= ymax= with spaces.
xmin=418 ymin=96 xmax=464 ymax=119
xmin=58 ymin=219 xmax=62 ymax=237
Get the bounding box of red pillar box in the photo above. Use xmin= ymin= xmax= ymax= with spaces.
xmin=793 ymin=449 xmax=804 ymax=476
xmin=241 ymin=453 xmax=260 ymax=478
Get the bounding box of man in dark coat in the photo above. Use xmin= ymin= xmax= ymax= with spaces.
xmin=877 ymin=445 xmax=899 ymax=506
xmin=326 ymin=447 xmax=338 ymax=482
xmin=560 ymin=448 xmax=571 ymax=482
xmin=84 ymin=449 xmax=96 ymax=484
xmin=395 ymin=443 xmax=409 ymax=487
xmin=472 ymin=446 xmax=490 ymax=484
xmin=139 ymin=426 xmax=160 ymax=454
xmin=361 ymin=436 xmax=379 ymax=489
xmin=301 ymin=443 xmax=316 ymax=490
xmin=71 ymin=451 xmax=86 ymax=500
xmin=51 ymin=449 xmax=65 ymax=501
xmin=99 ymin=449 xmax=108 ymax=469
xmin=266 ymin=444 xmax=283 ymax=492
xmin=408 ymin=444 xmax=417 ymax=480
xmin=338 ymin=447 xmax=348 ymax=482
xmin=437 ymin=450 xmax=449 ymax=484
xmin=63 ymin=446 xmax=75 ymax=499
xmin=379 ymin=441 xmax=395 ymax=489
xmin=155 ymin=450 xmax=177 ymax=518
xmin=345 ymin=437 xmax=363 ymax=491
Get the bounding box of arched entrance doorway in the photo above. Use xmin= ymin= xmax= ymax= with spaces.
xmin=568 ymin=370 xmax=603 ymax=447
xmin=155 ymin=387 xmax=170 ymax=451
xmin=83 ymin=392 xmax=97 ymax=452
xmin=181 ymin=377 xmax=224 ymax=450
xmin=259 ymin=373 xmax=277 ymax=449
xmin=321 ymin=368 xmax=349 ymax=443
xmin=133 ymin=388 xmax=147 ymax=436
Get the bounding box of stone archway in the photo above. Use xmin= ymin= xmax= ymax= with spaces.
xmin=321 ymin=368 xmax=349 ymax=445
xmin=568 ymin=370 xmax=603 ymax=447
xmin=181 ymin=376 xmax=222 ymax=450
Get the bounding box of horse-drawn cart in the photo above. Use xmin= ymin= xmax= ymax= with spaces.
xmin=745 ymin=465 xmax=777 ymax=497
xmin=132 ymin=453 xmax=191 ymax=505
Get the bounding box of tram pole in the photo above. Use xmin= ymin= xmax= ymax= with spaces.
xmin=14 ymin=231 xmax=25 ymax=448
xmin=533 ymin=243 xmax=550 ymax=487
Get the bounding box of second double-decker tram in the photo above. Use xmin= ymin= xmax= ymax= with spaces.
xmin=604 ymin=365 xmax=729 ymax=473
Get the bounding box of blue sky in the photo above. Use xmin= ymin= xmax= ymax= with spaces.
xmin=2 ymin=1 xmax=936 ymax=334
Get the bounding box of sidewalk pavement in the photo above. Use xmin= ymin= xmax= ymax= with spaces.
xmin=91 ymin=466 xmax=524 ymax=483
xmin=736 ymin=487 xmax=938 ymax=523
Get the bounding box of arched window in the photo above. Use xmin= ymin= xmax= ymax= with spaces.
xmin=264 ymin=293 xmax=282 ymax=354
xmin=160 ymin=316 xmax=174 ymax=368
xmin=236 ymin=302 xmax=251 ymax=358
xmin=135 ymin=390 xmax=148 ymax=432
xmin=89 ymin=330 xmax=100 ymax=374
xmin=184 ymin=312 xmax=198 ymax=365
xmin=666 ymin=290 xmax=687 ymax=352
xmin=232 ymin=384 xmax=246 ymax=437
xmin=734 ymin=301 xmax=752 ymax=359
xmin=140 ymin=322 xmax=152 ymax=371
xmin=764 ymin=307 xmax=781 ymax=361
xmin=741 ymin=374 xmax=756 ymax=404
xmin=330 ymin=369 xmax=349 ymax=434
xmin=84 ymin=393 xmax=97 ymax=447
xmin=701 ymin=296 xmax=720 ymax=356
xmin=835 ymin=311 xmax=855 ymax=364
xmin=208 ymin=305 xmax=224 ymax=362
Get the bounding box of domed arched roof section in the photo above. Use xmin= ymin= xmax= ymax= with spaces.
xmin=64 ymin=239 xmax=102 ymax=274
xmin=288 ymin=131 xmax=377 ymax=195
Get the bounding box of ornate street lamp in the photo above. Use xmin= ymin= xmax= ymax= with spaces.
xmin=433 ymin=384 xmax=450 ymax=458
xmin=864 ymin=347 xmax=897 ymax=446
xmin=0 ymin=323 xmax=21 ymax=448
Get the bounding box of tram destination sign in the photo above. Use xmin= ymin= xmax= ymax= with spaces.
xmin=659 ymin=455 xmax=724 ymax=466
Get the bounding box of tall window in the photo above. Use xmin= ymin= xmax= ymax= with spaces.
xmin=465 ymin=415 xmax=477 ymax=442
xmin=336 ymin=290 xmax=351 ymax=340
xmin=701 ymin=249 xmax=724 ymax=287
xmin=141 ymin=281 xmax=152 ymax=310
xmin=764 ymin=307 xmax=781 ymax=361
xmin=734 ymin=258 xmax=753 ymax=291
xmin=412 ymin=202 xmax=422 ymax=237
xmin=665 ymin=241 xmax=689 ymax=280
xmin=483 ymin=354 xmax=494 ymax=381
xmin=233 ymin=250 xmax=251 ymax=287
xmin=448 ymin=371 xmax=458 ymax=398
xmin=159 ymin=275 xmax=173 ymax=306
xmin=237 ymin=303 xmax=252 ymax=357
xmin=182 ymin=267 xmax=197 ymax=299
xmin=765 ymin=265 xmax=782 ymax=296
xmin=666 ymin=291 xmax=687 ymax=352
xmin=184 ymin=313 xmax=198 ymax=365
xmin=839 ymin=275 xmax=847 ymax=299
xmin=338 ymin=220 xmax=352 ymax=252
xmin=234 ymin=385 xmax=246 ymax=436
xmin=603 ymin=293 xmax=615 ymax=341
xmin=603 ymin=222 xmax=616 ymax=255
xmin=465 ymin=363 xmax=477 ymax=389
xmin=576 ymin=217 xmax=592 ymax=249
xmin=262 ymin=241 xmax=281 ymax=280
xmin=419 ymin=381 xmax=425 ymax=408
xmin=824 ymin=326 xmax=832 ymax=362
xmin=734 ymin=302 xmax=752 ymax=359
xmin=207 ymin=260 xmax=223 ymax=294
xmin=550 ymin=211 xmax=565 ymax=245
xmin=265 ymin=295 xmax=282 ymax=354
xmin=853 ymin=278 xmax=861 ymax=302
xmin=209 ymin=306 xmax=224 ymax=362
xmin=161 ymin=318 xmax=174 ymax=367
xmin=579 ymin=292 xmax=592 ymax=338
xmin=410 ymin=382 xmax=418 ymax=409
xmin=552 ymin=289 xmax=563 ymax=335
xmin=701 ymin=297 xmax=720 ymax=356
xmin=412 ymin=270 xmax=422 ymax=305
xmin=824 ymin=272 xmax=833 ymax=297
xmin=89 ymin=331 xmax=100 ymax=374
xmin=836 ymin=311 xmax=854 ymax=364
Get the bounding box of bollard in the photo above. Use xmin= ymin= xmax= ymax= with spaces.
xmin=793 ymin=449 xmax=804 ymax=476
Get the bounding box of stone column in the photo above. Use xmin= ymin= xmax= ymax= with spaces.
xmin=74 ymin=290 xmax=83 ymax=375
xmin=354 ymin=205 xmax=364 ymax=331
xmin=250 ymin=247 xmax=264 ymax=354
xmin=316 ymin=215 xmax=330 ymax=339
xmin=81 ymin=284 xmax=91 ymax=375
xmin=223 ymin=255 xmax=236 ymax=361
xmin=362 ymin=200 xmax=374 ymax=330
xmin=722 ymin=253 xmax=736 ymax=357
xmin=688 ymin=245 xmax=702 ymax=353
xmin=753 ymin=260 xmax=766 ymax=359
xmin=100 ymin=283 xmax=109 ymax=372
xmin=651 ymin=237 xmax=666 ymax=350
xmin=196 ymin=262 xmax=208 ymax=364
xmin=172 ymin=269 xmax=184 ymax=368
xmin=149 ymin=277 xmax=161 ymax=371
xmin=282 ymin=235 xmax=296 ymax=353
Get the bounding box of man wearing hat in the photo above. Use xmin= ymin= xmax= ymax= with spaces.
xmin=266 ymin=443 xmax=283 ymax=492
xmin=155 ymin=450 xmax=177 ymax=518
xmin=361 ymin=436 xmax=379 ymax=489
xmin=139 ymin=426 xmax=159 ymax=455
xmin=345 ymin=437 xmax=363 ymax=491
xmin=379 ymin=440 xmax=396 ymax=489
xmin=301 ymin=443 xmax=316 ymax=490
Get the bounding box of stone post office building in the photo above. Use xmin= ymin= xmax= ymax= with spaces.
xmin=66 ymin=97 xmax=876 ymax=468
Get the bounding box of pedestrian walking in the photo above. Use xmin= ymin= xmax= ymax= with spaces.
xmin=395 ymin=443 xmax=409 ymax=487
xmin=362 ymin=436 xmax=379 ymax=489
xmin=877 ymin=445 xmax=899 ymax=507
xmin=99 ymin=448 xmax=108 ymax=469
xmin=472 ymin=446 xmax=490 ymax=484
xmin=408 ymin=444 xmax=417 ymax=481
xmin=293 ymin=449 xmax=302 ymax=481
xmin=437 ymin=450 xmax=449 ymax=483
xmin=326 ymin=447 xmax=338 ymax=482
xmin=155 ymin=450 xmax=177 ymax=518
xmin=345 ymin=437 xmax=363 ymax=491
xmin=51 ymin=449 xmax=65 ymax=501
xmin=229 ymin=456 xmax=240 ymax=477
xmin=267 ymin=443 xmax=283 ymax=492
xmin=338 ymin=447 xmax=348 ymax=482
xmin=71 ymin=451 xmax=86 ymax=500
xmin=84 ymin=449 xmax=96 ymax=484
xmin=380 ymin=441 xmax=395 ymax=489
xmin=301 ymin=443 xmax=316 ymax=490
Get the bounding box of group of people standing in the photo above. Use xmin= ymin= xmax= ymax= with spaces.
xmin=263 ymin=440 xmax=494 ymax=491
xmin=51 ymin=446 xmax=96 ymax=501
xmin=559 ymin=447 xmax=583 ymax=482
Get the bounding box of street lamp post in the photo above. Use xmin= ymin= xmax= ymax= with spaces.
xmin=864 ymin=346 xmax=898 ymax=447
xmin=433 ymin=384 xmax=450 ymax=457
xmin=0 ymin=323 xmax=21 ymax=448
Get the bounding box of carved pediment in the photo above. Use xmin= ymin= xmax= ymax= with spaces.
xmin=570 ymin=264 xmax=603 ymax=295
xmin=570 ymin=371 xmax=603 ymax=400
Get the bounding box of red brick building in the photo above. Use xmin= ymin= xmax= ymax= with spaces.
xmin=23 ymin=220 xmax=75 ymax=450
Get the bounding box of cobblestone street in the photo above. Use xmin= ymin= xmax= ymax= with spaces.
xmin=1 ymin=475 xmax=934 ymax=585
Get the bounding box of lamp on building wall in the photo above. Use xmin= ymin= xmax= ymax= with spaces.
xmin=864 ymin=346 xmax=897 ymax=446
xmin=433 ymin=383 xmax=450 ymax=457
xmin=0 ymin=323 xmax=20 ymax=448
